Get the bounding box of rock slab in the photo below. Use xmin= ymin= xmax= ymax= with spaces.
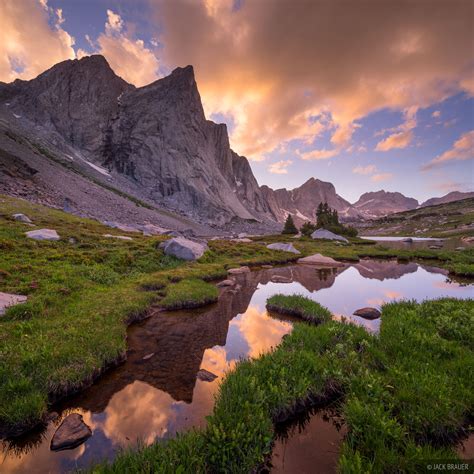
xmin=217 ymin=279 xmax=236 ymax=288
xmin=228 ymin=266 xmax=251 ymax=275
xmin=0 ymin=292 xmax=27 ymax=316
xmin=297 ymin=254 xmax=344 ymax=267
xmin=103 ymin=234 xmax=133 ymax=241
xmin=25 ymin=229 xmax=60 ymax=241
xmin=159 ymin=237 xmax=208 ymax=261
xmin=311 ymin=228 xmax=348 ymax=243
xmin=197 ymin=369 xmax=218 ymax=382
xmin=353 ymin=307 xmax=381 ymax=320
xmin=13 ymin=213 xmax=32 ymax=223
xmin=266 ymin=242 xmax=301 ymax=254
xmin=50 ymin=414 xmax=92 ymax=451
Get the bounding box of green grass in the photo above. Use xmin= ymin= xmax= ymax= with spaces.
xmin=91 ymin=297 xmax=473 ymax=473
xmin=160 ymin=278 xmax=218 ymax=309
xmin=1 ymin=194 xmax=473 ymax=435
xmin=266 ymin=293 xmax=332 ymax=324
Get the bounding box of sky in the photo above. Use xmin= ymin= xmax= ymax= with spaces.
xmin=0 ymin=0 xmax=473 ymax=203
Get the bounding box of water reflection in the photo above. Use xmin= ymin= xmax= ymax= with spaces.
xmin=1 ymin=260 xmax=472 ymax=473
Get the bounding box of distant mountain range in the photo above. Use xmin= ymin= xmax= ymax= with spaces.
xmin=0 ymin=55 xmax=471 ymax=232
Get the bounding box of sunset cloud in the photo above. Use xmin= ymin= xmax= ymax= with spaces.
xmin=268 ymin=160 xmax=293 ymax=174
xmin=82 ymin=10 xmax=160 ymax=87
xmin=0 ymin=0 xmax=75 ymax=82
xmin=297 ymin=148 xmax=339 ymax=161
xmin=423 ymin=130 xmax=474 ymax=170
xmin=353 ymin=165 xmax=377 ymax=175
xmin=151 ymin=0 xmax=473 ymax=160
xmin=371 ymin=173 xmax=394 ymax=182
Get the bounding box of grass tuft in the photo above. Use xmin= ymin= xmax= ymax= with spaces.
xmin=266 ymin=293 xmax=332 ymax=324
xmin=160 ymin=278 xmax=219 ymax=310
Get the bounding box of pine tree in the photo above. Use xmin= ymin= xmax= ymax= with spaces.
xmin=282 ymin=214 xmax=298 ymax=234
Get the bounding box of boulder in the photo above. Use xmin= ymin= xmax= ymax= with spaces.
xmin=461 ymin=236 xmax=474 ymax=243
xmin=50 ymin=413 xmax=92 ymax=451
xmin=266 ymin=243 xmax=301 ymax=254
xmin=402 ymin=237 xmax=413 ymax=243
xmin=13 ymin=213 xmax=32 ymax=223
xmin=159 ymin=237 xmax=208 ymax=261
xmin=353 ymin=307 xmax=381 ymax=320
xmin=297 ymin=254 xmax=344 ymax=267
xmin=25 ymin=229 xmax=60 ymax=241
xmin=196 ymin=369 xmax=218 ymax=382
xmin=103 ymin=234 xmax=133 ymax=241
xmin=231 ymin=238 xmax=253 ymax=243
xmin=0 ymin=292 xmax=27 ymax=316
xmin=238 ymin=232 xmax=248 ymax=238
xmin=455 ymin=246 xmax=466 ymax=251
xmin=217 ymin=279 xmax=236 ymax=288
xmin=428 ymin=245 xmax=442 ymax=250
xmin=228 ymin=266 xmax=251 ymax=275
xmin=311 ymin=228 xmax=348 ymax=243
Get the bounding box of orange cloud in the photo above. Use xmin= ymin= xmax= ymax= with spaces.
xmin=0 ymin=0 xmax=75 ymax=82
xmin=297 ymin=148 xmax=339 ymax=161
xmin=268 ymin=159 xmax=293 ymax=174
xmin=151 ymin=0 xmax=473 ymax=160
xmin=423 ymin=130 xmax=474 ymax=170
xmin=371 ymin=173 xmax=393 ymax=182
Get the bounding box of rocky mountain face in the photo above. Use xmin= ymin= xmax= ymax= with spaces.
xmin=261 ymin=178 xmax=361 ymax=225
xmin=420 ymin=191 xmax=474 ymax=208
xmin=0 ymin=55 xmax=273 ymax=226
xmin=353 ymin=190 xmax=418 ymax=219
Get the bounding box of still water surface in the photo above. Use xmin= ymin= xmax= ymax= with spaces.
xmin=1 ymin=260 xmax=472 ymax=473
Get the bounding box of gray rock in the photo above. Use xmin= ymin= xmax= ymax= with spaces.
xmin=216 ymin=279 xmax=236 ymax=287
xmin=140 ymin=223 xmax=169 ymax=236
xmin=159 ymin=237 xmax=208 ymax=260
xmin=25 ymin=229 xmax=60 ymax=241
xmin=238 ymin=232 xmax=248 ymax=238
xmin=50 ymin=413 xmax=92 ymax=451
xmin=297 ymin=253 xmax=344 ymax=267
xmin=142 ymin=353 xmax=154 ymax=360
xmin=428 ymin=245 xmax=442 ymax=249
xmin=455 ymin=246 xmax=466 ymax=251
xmin=196 ymin=369 xmax=218 ymax=382
xmin=353 ymin=307 xmax=381 ymax=320
xmin=103 ymin=234 xmax=133 ymax=241
xmin=0 ymin=292 xmax=27 ymax=316
xmin=266 ymin=243 xmax=301 ymax=254
xmin=402 ymin=237 xmax=413 ymax=243
xmin=311 ymin=228 xmax=348 ymax=243
xmin=227 ymin=266 xmax=251 ymax=275
xmin=13 ymin=213 xmax=32 ymax=223
xmin=103 ymin=221 xmax=140 ymax=233
xmin=231 ymin=238 xmax=252 ymax=243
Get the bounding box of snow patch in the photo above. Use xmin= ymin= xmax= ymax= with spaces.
xmin=84 ymin=160 xmax=111 ymax=177
xmin=13 ymin=113 xmax=21 ymax=119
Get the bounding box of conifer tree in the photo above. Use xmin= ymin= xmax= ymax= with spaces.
xmin=282 ymin=214 xmax=298 ymax=234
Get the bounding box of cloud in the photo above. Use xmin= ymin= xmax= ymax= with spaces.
xmin=81 ymin=10 xmax=160 ymax=87
xmin=375 ymin=130 xmax=414 ymax=151
xmin=353 ymin=165 xmax=377 ymax=175
xmin=151 ymin=0 xmax=473 ymax=160
xmin=268 ymin=159 xmax=293 ymax=174
xmin=432 ymin=110 xmax=441 ymax=118
xmin=0 ymin=0 xmax=75 ymax=82
xmin=423 ymin=130 xmax=474 ymax=170
xmin=371 ymin=173 xmax=393 ymax=182
xmin=297 ymin=148 xmax=339 ymax=161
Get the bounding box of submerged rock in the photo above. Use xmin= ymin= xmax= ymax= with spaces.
xmin=266 ymin=243 xmax=301 ymax=254
xmin=228 ymin=266 xmax=250 ymax=275
xmin=0 ymin=292 xmax=27 ymax=316
xmin=353 ymin=307 xmax=381 ymax=320
xmin=402 ymin=237 xmax=413 ymax=243
xmin=25 ymin=229 xmax=60 ymax=241
xmin=297 ymin=254 xmax=344 ymax=267
xmin=196 ymin=369 xmax=218 ymax=382
xmin=159 ymin=237 xmax=208 ymax=261
xmin=217 ymin=279 xmax=236 ymax=287
xmin=13 ymin=213 xmax=32 ymax=223
xmin=50 ymin=413 xmax=92 ymax=451
xmin=311 ymin=228 xmax=348 ymax=243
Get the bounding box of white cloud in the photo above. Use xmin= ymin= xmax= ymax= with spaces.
xmin=268 ymin=159 xmax=293 ymax=174
xmin=432 ymin=110 xmax=441 ymax=118
xmin=297 ymin=148 xmax=339 ymax=160
xmin=353 ymin=165 xmax=377 ymax=175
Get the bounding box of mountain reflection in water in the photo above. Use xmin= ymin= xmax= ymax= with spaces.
xmin=2 ymin=260 xmax=472 ymax=474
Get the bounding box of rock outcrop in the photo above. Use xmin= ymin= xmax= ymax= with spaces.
xmin=25 ymin=229 xmax=60 ymax=241
xmin=0 ymin=292 xmax=27 ymax=315
xmin=353 ymin=190 xmax=418 ymax=218
xmin=311 ymin=228 xmax=348 ymax=242
xmin=50 ymin=413 xmax=92 ymax=451
xmin=1 ymin=55 xmax=273 ymax=226
xmin=266 ymin=243 xmax=301 ymax=254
